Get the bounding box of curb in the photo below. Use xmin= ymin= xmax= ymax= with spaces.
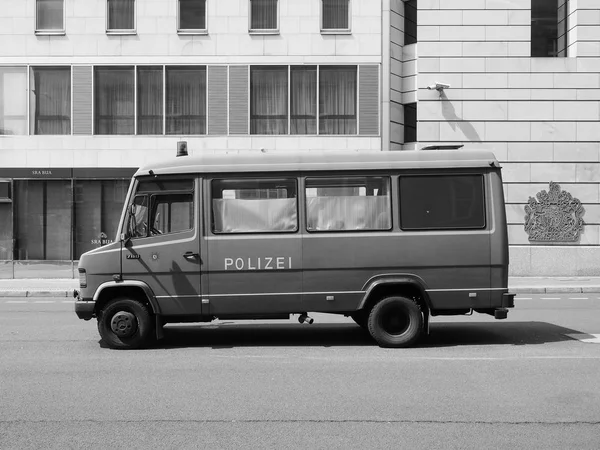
xmin=0 ymin=290 xmax=73 ymax=298
xmin=511 ymin=287 xmax=600 ymax=294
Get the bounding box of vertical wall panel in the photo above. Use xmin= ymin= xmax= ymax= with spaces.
xmin=72 ymin=66 xmax=93 ymax=135
xmin=208 ymin=66 xmax=228 ymax=135
xmin=359 ymin=65 xmax=379 ymax=135
xmin=229 ymin=65 xmax=248 ymax=135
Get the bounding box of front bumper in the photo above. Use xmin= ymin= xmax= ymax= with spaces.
xmin=73 ymin=289 xmax=95 ymax=321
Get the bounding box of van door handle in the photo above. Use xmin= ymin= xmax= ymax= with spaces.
xmin=183 ymin=251 xmax=199 ymax=260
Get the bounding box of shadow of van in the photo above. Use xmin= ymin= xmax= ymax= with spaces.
xmin=151 ymin=321 xmax=583 ymax=349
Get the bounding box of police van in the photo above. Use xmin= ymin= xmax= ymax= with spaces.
xmin=74 ymin=149 xmax=515 ymax=349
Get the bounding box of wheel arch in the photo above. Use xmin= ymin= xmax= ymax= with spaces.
xmin=93 ymin=281 xmax=160 ymax=316
xmin=359 ymin=275 xmax=432 ymax=316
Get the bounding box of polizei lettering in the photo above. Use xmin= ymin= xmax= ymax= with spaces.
xmin=224 ymin=257 xmax=292 ymax=271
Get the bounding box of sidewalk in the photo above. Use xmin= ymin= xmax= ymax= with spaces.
xmin=0 ymin=277 xmax=600 ymax=297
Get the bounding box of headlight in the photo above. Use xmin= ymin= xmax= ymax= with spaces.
xmin=78 ymin=269 xmax=87 ymax=288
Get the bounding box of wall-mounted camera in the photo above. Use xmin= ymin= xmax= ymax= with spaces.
xmin=427 ymin=82 xmax=450 ymax=91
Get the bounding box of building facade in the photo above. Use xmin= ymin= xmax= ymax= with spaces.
xmin=0 ymin=0 xmax=599 ymax=278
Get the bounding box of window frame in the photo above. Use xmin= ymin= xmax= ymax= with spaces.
xmin=398 ymin=174 xmax=487 ymax=232
xmin=248 ymin=0 xmax=280 ymax=35
xmin=210 ymin=177 xmax=299 ymax=235
xmin=106 ymin=0 xmax=137 ymax=35
xmin=177 ymin=0 xmax=208 ymax=35
xmin=320 ymin=0 xmax=351 ymax=35
xmin=93 ymin=66 xmax=136 ymax=135
xmin=305 ymin=175 xmax=392 ymax=233
xmin=35 ymin=0 xmax=66 ymax=35
xmin=29 ymin=66 xmax=72 ymax=136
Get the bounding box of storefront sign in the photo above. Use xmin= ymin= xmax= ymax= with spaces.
xmin=0 ymin=168 xmax=73 ymax=178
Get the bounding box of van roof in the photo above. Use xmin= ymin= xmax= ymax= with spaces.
xmin=135 ymin=149 xmax=499 ymax=176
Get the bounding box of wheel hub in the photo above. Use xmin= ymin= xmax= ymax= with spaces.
xmin=110 ymin=311 xmax=137 ymax=337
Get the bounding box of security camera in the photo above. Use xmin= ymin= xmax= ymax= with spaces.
xmin=427 ymin=82 xmax=450 ymax=91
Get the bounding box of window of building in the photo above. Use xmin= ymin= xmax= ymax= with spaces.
xmin=74 ymin=180 xmax=129 ymax=258
xmin=13 ymin=180 xmax=72 ymax=260
xmin=319 ymin=66 xmax=357 ymax=135
xmin=212 ymin=179 xmax=298 ymax=234
xmin=531 ymin=0 xmax=568 ymax=57
xmin=404 ymin=102 xmax=416 ymax=143
xmin=404 ymin=0 xmax=417 ymax=45
xmin=94 ymin=67 xmax=134 ymax=135
xmin=35 ymin=0 xmax=64 ymax=33
xmin=250 ymin=66 xmax=288 ymax=135
xmin=166 ymin=66 xmax=206 ymax=135
xmin=29 ymin=67 xmax=71 ymax=135
xmin=321 ymin=0 xmax=350 ymax=33
xmin=249 ymin=0 xmax=278 ymax=32
xmin=290 ymin=66 xmax=317 ymax=134
xmin=0 ymin=67 xmax=27 ymax=136
xmin=137 ymin=66 xmax=163 ymax=135
xmin=178 ymin=0 xmax=207 ymax=33
xmin=399 ymin=175 xmax=485 ymax=230
xmin=306 ymin=177 xmax=391 ymax=232
xmin=107 ymin=0 xmax=135 ymax=32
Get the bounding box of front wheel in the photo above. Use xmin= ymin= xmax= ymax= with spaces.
xmin=367 ymin=296 xmax=423 ymax=348
xmin=97 ymin=298 xmax=154 ymax=350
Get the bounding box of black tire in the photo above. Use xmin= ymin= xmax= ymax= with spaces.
xmin=367 ymin=296 xmax=423 ymax=348
xmin=351 ymin=311 xmax=369 ymax=329
xmin=97 ymin=298 xmax=154 ymax=350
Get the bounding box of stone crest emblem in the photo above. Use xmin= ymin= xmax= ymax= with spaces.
xmin=524 ymin=182 xmax=584 ymax=242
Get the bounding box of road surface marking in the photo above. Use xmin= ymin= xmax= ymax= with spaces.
xmin=6 ymin=300 xmax=27 ymax=304
xmin=569 ymin=297 xmax=588 ymax=300
xmin=566 ymin=334 xmax=600 ymax=344
xmin=62 ymin=300 xmax=75 ymax=303
xmin=541 ymin=297 xmax=561 ymax=300
xmin=33 ymin=300 xmax=56 ymax=304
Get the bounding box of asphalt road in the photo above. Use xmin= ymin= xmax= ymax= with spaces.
xmin=1 ymin=294 xmax=599 ymax=449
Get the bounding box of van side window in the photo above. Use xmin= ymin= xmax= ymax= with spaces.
xmin=305 ymin=176 xmax=391 ymax=232
xmin=211 ymin=179 xmax=298 ymax=234
xmin=149 ymin=193 xmax=193 ymax=236
xmin=127 ymin=177 xmax=194 ymax=239
xmin=399 ymin=175 xmax=485 ymax=230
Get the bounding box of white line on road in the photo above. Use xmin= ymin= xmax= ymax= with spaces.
xmin=5 ymin=300 xmax=27 ymax=304
xmin=33 ymin=300 xmax=55 ymax=304
xmin=517 ymin=297 xmax=532 ymax=300
xmin=61 ymin=300 xmax=75 ymax=303
xmin=566 ymin=334 xmax=600 ymax=344
xmin=541 ymin=297 xmax=561 ymax=300
xmin=569 ymin=297 xmax=588 ymax=300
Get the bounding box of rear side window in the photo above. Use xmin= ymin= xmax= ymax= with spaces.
xmin=399 ymin=175 xmax=485 ymax=230
xmin=211 ymin=179 xmax=298 ymax=233
xmin=305 ymin=176 xmax=391 ymax=232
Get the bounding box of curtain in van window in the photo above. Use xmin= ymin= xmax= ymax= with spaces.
xmin=213 ymin=198 xmax=296 ymax=233
xmin=306 ymin=196 xmax=390 ymax=231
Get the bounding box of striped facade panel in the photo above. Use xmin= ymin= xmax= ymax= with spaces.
xmin=359 ymin=65 xmax=379 ymax=135
xmin=228 ymin=66 xmax=248 ymax=135
xmin=208 ymin=66 xmax=228 ymax=135
xmin=72 ymin=66 xmax=93 ymax=135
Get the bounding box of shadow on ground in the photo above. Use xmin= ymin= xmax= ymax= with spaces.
xmin=155 ymin=321 xmax=584 ymax=349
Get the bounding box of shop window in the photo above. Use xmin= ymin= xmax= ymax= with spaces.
xmin=107 ymin=0 xmax=135 ymax=32
xmin=305 ymin=177 xmax=391 ymax=232
xmin=30 ymin=67 xmax=71 ymax=135
xmin=404 ymin=0 xmax=417 ymax=45
xmin=178 ymin=0 xmax=207 ymax=33
xmin=0 ymin=67 xmax=27 ymax=135
xmin=166 ymin=66 xmax=206 ymax=135
xmin=249 ymin=0 xmax=278 ymax=32
xmin=137 ymin=66 xmax=163 ymax=135
xmin=212 ymin=179 xmax=297 ymax=234
xmin=0 ymin=203 xmax=11 ymax=260
xmin=14 ymin=180 xmax=72 ymax=260
xmin=74 ymin=180 xmax=129 ymax=259
xmin=531 ymin=0 xmax=568 ymax=57
xmin=250 ymin=66 xmax=288 ymax=135
xmin=399 ymin=175 xmax=485 ymax=230
xmin=94 ymin=67 xmax=135 ymax=135
xmin=319 ymin=66 xmax=357 ymax=135
xmin=321 ymin=0 xmax=350 ymax=33
xmin=290 ymin=66 xmax=317 ymax=134
xmin=36 ymin=0 xmax=64 ymax=33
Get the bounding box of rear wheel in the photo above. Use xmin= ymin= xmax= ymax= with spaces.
xmin=97 ymin=298 xmax=154 ymax=350
xmin=367 ymin=296 xmax=423 ymax=348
